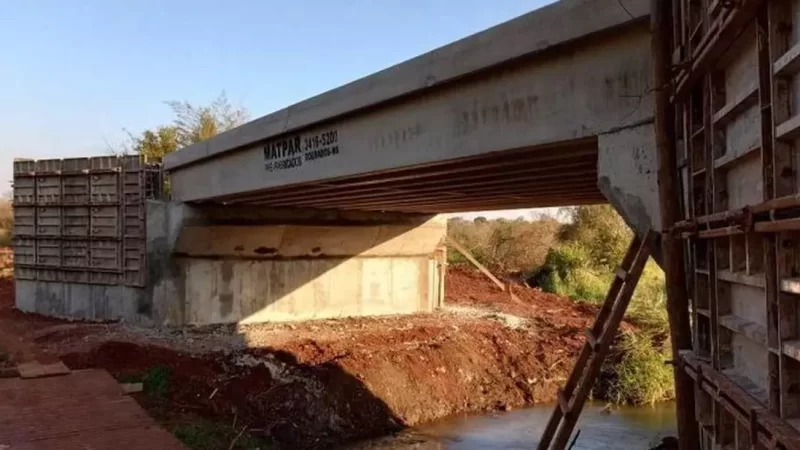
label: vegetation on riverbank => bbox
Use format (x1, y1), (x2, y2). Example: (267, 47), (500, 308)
(447, 205), (674, 405)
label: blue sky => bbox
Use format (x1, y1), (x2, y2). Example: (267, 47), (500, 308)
(1, 0), (555, 216)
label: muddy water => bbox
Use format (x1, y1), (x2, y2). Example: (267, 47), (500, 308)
(348, 402), (676, 450)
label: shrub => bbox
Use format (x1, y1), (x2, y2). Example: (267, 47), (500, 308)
(0, 199), (11, 247)
(605, 331), (674, 405)
(447, 215), (559, 273)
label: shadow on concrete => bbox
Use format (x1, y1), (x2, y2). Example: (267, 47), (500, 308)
(147, 202), (446, 326)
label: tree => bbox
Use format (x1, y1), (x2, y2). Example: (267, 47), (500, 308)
(166, 92), (249, 147)
(557, 205), (632, 270)
(130, 126), (180, 162)
(0, 195), (12, 247)
(120, 92), (249, 161)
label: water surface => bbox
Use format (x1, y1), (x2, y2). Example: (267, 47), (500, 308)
(348, 402), (676, 450)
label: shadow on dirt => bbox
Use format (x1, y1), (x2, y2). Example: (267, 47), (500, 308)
(62, 340), (402, 449)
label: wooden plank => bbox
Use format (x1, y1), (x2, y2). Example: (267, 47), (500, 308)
(445, 236), (505, 292)
(0, 369), (184, 449)
(755, 218), (800, 233)
(681, 352), (800, 450)
(776, 114), (800, 141)
(774, 40), (800, 77)
(557, 390), (570, 415)
(614, 267), (628, 281)
(584, 329), (598, 350)
(717, 269), (766, 288)
(712, 82), (758, 126)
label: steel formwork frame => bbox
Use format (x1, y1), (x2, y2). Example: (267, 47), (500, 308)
(667, 0), (800, 448)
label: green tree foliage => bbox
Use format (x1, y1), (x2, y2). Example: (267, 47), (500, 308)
(557, 205), (632, 270)
(132, 126), (180, 162)
(447, 215), (560, 273)
(122, 92), (249, 162)
(530, 205), (673, 404)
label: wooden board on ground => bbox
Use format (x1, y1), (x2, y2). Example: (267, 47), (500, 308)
(0, 368), (185, 449)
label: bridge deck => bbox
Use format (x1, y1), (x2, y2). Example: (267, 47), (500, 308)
(163, 0), (650, 210)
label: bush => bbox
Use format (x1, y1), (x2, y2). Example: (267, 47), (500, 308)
(0, 199), (11, 247)
(529, 205), (673, 404)
(532, 244), (610, 302)
(447, 215), (559, 273)
(605, 331), (674, 405)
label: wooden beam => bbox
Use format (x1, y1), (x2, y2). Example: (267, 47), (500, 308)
(445, 236), (506, 293)
(653, 1), (699, 448)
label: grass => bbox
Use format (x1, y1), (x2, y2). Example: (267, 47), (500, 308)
(527, 206), (675, 405)
(142, 365), (171, 400)
(605, 332), (674, 405)
(173, 419), (274, 450)
(118, 365), (171, 400)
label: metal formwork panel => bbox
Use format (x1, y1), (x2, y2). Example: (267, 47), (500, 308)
(89, 240), (120, 270)
(90, 206), (119, 238)
(63, 207), (89, 237)
(35, 206), (61, 237)
(11, 155), (158, 287)
(12, 177), (35, 205)
(12, 207), (35, 237)
(62, 175), (89, 204)
(13, 238), (35, 266)
(62, 240), (89, 268)
(35, 239), (61, 267)
(90, 173), (119, 204)
(671, 0), (800, 447)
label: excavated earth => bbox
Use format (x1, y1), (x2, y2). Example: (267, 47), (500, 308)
(0, 265), (620, 449)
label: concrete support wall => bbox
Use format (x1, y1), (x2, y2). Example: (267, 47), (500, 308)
(15, 201), (446, 326)
(15, 280), (150, 324)
(598, 122), (662, 239)
(148, 201), (446, 326)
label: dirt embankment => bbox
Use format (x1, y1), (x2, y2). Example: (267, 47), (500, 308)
(0, 266), (608, 449)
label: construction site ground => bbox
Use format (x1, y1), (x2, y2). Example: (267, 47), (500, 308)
(0, 265), (617, 449)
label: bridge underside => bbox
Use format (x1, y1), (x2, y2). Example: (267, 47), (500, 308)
(204, 138), (603, 213)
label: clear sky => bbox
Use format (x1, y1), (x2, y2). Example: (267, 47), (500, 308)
(1, 0), (556, 217)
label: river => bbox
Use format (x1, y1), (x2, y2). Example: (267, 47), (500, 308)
(347, 402), (677, 450)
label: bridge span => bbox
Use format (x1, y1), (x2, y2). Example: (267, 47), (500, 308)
(164, 0), (657, 226)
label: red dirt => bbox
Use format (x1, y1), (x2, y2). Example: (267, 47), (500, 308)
(0, 265), (615, 449)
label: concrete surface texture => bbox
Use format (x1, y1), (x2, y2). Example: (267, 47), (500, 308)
(164, 0), (655, 219)
(12, 0), (666, 328)
(148, 202), (447, 326)
(164, 0), (648, 171)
